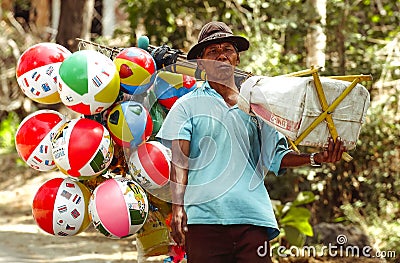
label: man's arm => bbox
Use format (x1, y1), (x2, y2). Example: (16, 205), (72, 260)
(280, 137), (346, 168)
(170, 139), (190, 247)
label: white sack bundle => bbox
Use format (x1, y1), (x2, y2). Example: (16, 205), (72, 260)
(237, 75), (370, 150)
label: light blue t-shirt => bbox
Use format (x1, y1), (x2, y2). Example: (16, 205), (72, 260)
(156, 81), (291, 240)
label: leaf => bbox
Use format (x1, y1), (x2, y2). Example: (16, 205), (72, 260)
(283, 220), (314, 237)
(283, 225), (307, 247)
(292, 191), (316, 206)
(279, 207), (313, 236)
(280, 207), (311, 223)
(271, 200), (284, 217)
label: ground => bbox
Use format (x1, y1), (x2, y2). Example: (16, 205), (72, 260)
(0, 153), (395, 263)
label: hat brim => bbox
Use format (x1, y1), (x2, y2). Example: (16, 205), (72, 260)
(187, 36), (249, 60)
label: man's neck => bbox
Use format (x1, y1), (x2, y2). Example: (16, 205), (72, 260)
(209, 80), (239, 107)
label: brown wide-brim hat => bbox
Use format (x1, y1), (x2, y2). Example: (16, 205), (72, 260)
(187, 21), (250, 60)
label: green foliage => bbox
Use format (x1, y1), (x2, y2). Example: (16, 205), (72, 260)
(325, 0), (400, 78)
(120, 0), (399, 79)
(273, 191), (315, 247)
(349, 100), (400, 211)
(120, 0), (229, 48)
(120, 0), (307, 75)
(0, 112), (19, 154)
(341, 201), (400, 253)
(14, 0), (31, 11)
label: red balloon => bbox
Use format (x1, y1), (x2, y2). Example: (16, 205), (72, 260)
(51, 118), (114, 179)
(15, 110), (66, 171)
(32, 178), (62, 234)
(129, 141), (171, 189)
(16, 43), (71, 76)
(16, 43), (71, 104)
(32, 177), (91, 236)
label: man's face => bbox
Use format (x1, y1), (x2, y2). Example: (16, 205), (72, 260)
(197, 42), (239, 83)
(201, 42), (239, 62)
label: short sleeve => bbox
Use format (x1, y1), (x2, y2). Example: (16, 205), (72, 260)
(156, 100), (193, 147)
(258, 118), (293, 176)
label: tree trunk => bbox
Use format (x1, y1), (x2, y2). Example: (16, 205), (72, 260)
(1, 0), (13, 19)
(82, 0), (95, 40)
(30, 0), (51, 38)
(305, 0), (327, 69)
(102, 0), (115, 37)
(51, 0), (61, 40)
(56, 0), (94, 52)
(336, 7), (347, 75)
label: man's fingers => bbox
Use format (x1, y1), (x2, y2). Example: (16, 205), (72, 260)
(323, 137), (346, 163)
(171, 220), (186, 247)
(324, 137), (347, 162)
(171, 225), (184, 246)
(334, 137), (343, 161)
(325, 137), (333, 162)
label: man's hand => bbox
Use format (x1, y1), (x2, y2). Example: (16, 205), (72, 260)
(170, 204), (188, 247)
(315, 137), (346, 164)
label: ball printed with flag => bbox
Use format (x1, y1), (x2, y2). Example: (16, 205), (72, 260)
(32, 177), (91, 236)
(16, 42), (71, 104)
(106, 101), (153, 148)
(88, 177), (149, 239)
(154, 71), (197, 109)
(58, 50), (120, 115)
(113, 47), (157, 95)
(15, 110), (67, 171)
(129, 141), (171, 190)
(51, 118), (114, 180)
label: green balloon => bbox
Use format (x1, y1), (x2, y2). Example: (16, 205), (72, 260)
(59, 50), (90, 95)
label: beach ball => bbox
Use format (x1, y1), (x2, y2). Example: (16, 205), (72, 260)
(154, 71), (196, 109)
(32, 177), (91, 236)
(16, 43), (71, 104)
(106, 101), (153, 148)
(58, 50), (120, 115)
(129, 141), (171, 190)
(15, 110), (67, 171)
(88, 177), (149, 239)
(113, 47), (156, 95)
(51, 118), (114, 180)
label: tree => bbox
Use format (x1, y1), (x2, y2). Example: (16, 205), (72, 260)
(0, 0), (13, 19)
(56, 0), (95, 51)
(305, 0), (327, 69)
(29, 0), (51, 37)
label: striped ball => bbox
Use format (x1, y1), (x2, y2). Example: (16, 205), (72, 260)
(32, 177), (91, 236)
(154, 71), (196, 109)
(106, 101), (153, 148)
(51, 118), (114, 180)
(16, 43), (71, 104)
(89, 177), (148, 239)
(58, 50), (120, 115)
(114, 47), (156, 95)
(129, 141), (171, 190)
(15, 110), (67, 171)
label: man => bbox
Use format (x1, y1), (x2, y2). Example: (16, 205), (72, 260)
(157, 21), (345, 263)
